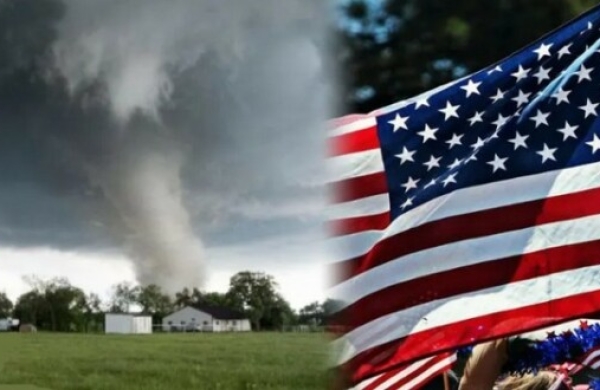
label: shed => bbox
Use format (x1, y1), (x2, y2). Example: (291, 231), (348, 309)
(162, 305), (251, 332)
(105, 313), (152, 334)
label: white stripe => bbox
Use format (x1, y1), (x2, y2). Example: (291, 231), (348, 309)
(353, 374), (379, 390)
(582, 349), (600, 366)
(357, 355), (456, 390)
(374, 357), (434, 390)
(330, 213), (600, 305)
(353, 357), (433, 390)
(329, 149), (384, 182)
(399, 355), (456, 390)
(326, 231), (383, 263)
(328, 161), (600, 266)
(333, 265), (600, 364)
(381, 161), (600, 242)
(328, 194), (390, 221)
(330, 117), (377, 137)
(521, 319), (600, 340)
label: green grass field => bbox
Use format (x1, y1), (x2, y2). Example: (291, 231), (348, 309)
(0, 332), (329, 390)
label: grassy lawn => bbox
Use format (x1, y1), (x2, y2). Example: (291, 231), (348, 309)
(0, 332), (329, 390)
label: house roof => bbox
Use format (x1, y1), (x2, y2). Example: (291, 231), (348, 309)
(190, 305), (246, 320)
(105, 312), (153, 317)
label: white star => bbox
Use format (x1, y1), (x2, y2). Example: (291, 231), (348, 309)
(401, 197), (415, 210)
(395, 147), (415, 164)
(490, 89), (505, 103)
(587, 134), (600, 153)
(448, 158), (464, 169)
(529, 110), (550, 128)
(536, 144), (557, 163)
(511, 65), (530, 82)
(442, 173), (457, 187)
(424, 179), (437, 189)
(471, 137), (486, 150)
(401, 176), (420, 193)
(417, 124), (439, 143)
(486, 154), (508, 173)
(579, 99), (599, 118)
(460, 80), (482, 97)
(552, 88), (571, 105)
(487, 65), (503, 74)
(508, 132), (529, 150)
(468, 111), (484, 126)
(533, 43), (553, 60)
(511, 90), (531, 107)
(445, 133), (464, 149)
(423, 155), (442, 171)
(533, 66), (552, 84)
(558, 43), (572, 59)
(557, 121), (578, 141)
(492, 113), (510, 130)
(388, 113), (409, 131)
(575, 64), (593, 83)
(439, 101), (460, 120)
(414, 97), (429, 109)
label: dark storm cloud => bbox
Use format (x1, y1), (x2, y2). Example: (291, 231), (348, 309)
(0, 0), (335, 291)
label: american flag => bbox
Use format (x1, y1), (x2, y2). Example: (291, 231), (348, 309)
(328, 4), (600, 387)
(350, 353), (456, 390)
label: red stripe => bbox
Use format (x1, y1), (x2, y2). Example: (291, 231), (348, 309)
(330, 172), (389, 203)
(332, 239), (600, 330)
(359, 354), (455, 390)
(328, 255), (363, 287)
(329, 127), (379, 157)
(343, 289), (600, 385)
(384, 355), (455, 390)
(362, 365), (407, 390)
(329, 212), (390, 236)
(334, 186), (600, 282)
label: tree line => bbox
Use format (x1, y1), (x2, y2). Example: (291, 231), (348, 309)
(0, 271), (341, 332)
(335, 0), (597, 115)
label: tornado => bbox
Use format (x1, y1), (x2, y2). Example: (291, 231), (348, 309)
(0, 0), (334, 294)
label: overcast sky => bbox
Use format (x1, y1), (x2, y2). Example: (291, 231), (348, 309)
(0, 0), (336, 309)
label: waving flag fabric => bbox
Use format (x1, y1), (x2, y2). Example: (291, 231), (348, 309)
(350, 353), (456, 390)
(328, 4), (600, 387)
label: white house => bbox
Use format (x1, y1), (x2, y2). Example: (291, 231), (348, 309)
(105, 313), (153, 334)
(162, 305), (251, 332)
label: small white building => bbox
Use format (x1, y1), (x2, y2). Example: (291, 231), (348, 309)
(105, 313), (153, 334)
(0, 318), (19, 331)
(162, 305), (251, 332)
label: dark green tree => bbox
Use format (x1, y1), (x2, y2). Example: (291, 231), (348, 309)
(136, 284), (173, 324)
(108, 282), (140, 313)
(15, 276), (89, 331)
(195, 291), (231, 308)
(12, 290), (44, 325)
(0, 292), (13, 317)
(337, 0), (597, 113)
(299, 301), (325, 326)
(174, 287), (194, 308)
(226, 271), (292, 330)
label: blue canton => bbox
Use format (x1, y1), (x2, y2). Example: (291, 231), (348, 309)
(376, 7), (600, 221)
